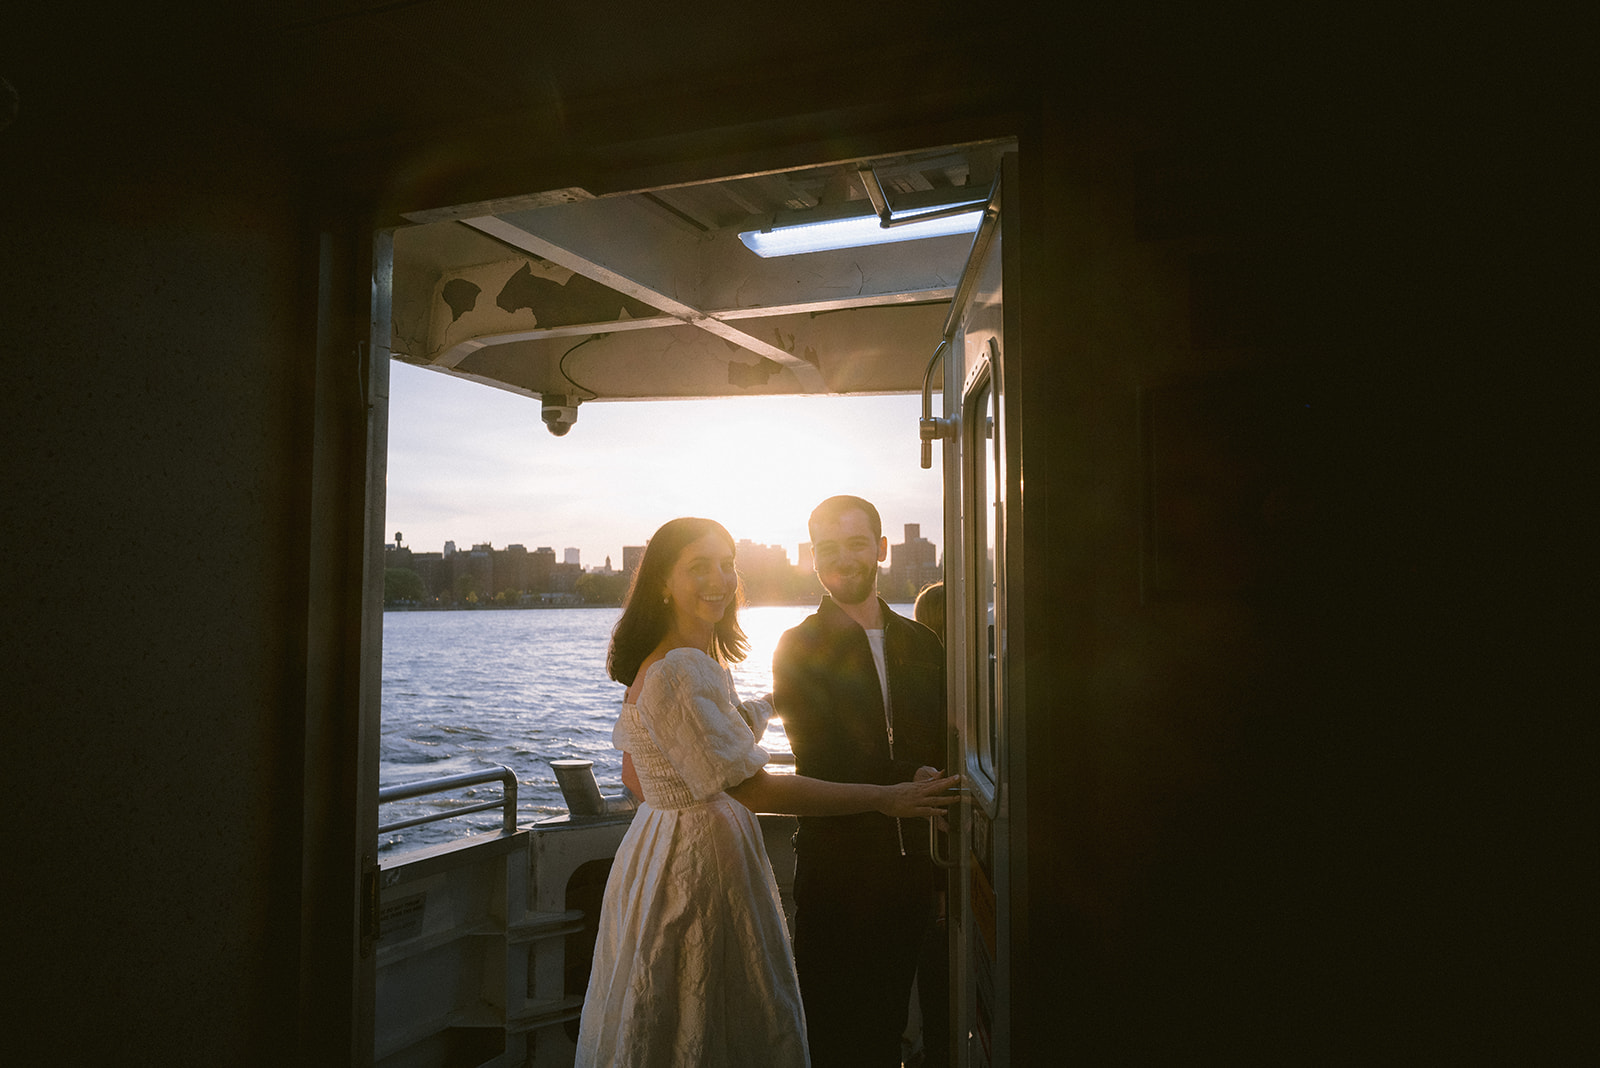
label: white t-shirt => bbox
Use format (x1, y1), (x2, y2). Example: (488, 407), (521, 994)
(865, 627), (891, 752)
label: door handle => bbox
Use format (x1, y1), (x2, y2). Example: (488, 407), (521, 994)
(931, 728), (961, 870)
(929, 800), (959, 869)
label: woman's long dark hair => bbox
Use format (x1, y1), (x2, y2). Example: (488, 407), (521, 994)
(607, 517), (749, 686)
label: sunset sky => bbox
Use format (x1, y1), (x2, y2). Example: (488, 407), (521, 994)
(384, 360), (944, 569)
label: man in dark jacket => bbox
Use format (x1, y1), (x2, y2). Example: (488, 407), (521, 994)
(775, 495), (947, 1067)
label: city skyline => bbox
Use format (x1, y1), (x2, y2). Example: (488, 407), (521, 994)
(385, 525), (940, 573)
(384, 519), (942, 607)
(386, 360), (944, 567)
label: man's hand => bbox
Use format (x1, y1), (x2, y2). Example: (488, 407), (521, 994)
(877, 773), (961, 819)
(913, 765), (956, 831)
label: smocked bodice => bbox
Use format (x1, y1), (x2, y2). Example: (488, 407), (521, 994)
(612, 647), (772, 810)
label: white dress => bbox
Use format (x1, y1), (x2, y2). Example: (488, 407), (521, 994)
(575, 648), (809, 1067)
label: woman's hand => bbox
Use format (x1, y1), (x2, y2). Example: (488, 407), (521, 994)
(735, 695), (775, 736)
(877, 772), (962, 819)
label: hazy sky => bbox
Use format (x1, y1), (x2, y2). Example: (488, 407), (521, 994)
(385, 360), (944, 568)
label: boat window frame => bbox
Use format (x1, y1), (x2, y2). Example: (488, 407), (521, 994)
(962, 351), (1004, 799)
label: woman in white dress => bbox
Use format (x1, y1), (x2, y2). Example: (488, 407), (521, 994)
(576, 517), (958, 1068)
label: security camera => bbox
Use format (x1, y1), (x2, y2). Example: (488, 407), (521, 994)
(541, 394), (579, 437)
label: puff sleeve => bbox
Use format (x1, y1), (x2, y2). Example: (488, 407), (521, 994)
(631, 648), (769, 803)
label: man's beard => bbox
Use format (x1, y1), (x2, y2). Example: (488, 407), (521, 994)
(823, 566), (876, 606)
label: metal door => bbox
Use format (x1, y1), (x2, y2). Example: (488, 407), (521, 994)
(930, 152), (1017, 1067)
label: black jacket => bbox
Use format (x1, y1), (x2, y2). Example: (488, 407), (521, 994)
(774, 595), (946, 860)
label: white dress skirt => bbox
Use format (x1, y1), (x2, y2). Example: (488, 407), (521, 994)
(575, 648), (809, 1068)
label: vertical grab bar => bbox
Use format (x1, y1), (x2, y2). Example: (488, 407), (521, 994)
(930, 809), (958, 869)
(918, 174), (1001, 469)
(920, 338), (952, 470)
(930, 727), (962, 870)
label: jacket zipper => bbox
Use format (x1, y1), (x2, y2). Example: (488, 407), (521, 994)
(885, 680), (905, 856)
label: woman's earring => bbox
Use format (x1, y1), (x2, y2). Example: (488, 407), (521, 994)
(662, 594), (670, 605)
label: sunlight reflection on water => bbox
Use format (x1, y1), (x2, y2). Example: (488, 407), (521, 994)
(380, 604), (904, 852)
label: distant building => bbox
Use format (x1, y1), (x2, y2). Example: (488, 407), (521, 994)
(453, 543), (495, 601)
(384, 540), (412, 570)
(382, 538), (443, 602)
(796, 542), (813, 572)
(409, 552), (446, 599)
(735, 539), (790, 571)
(736, 538), (800, 603)
(888, 523), (940, 601)
(494, 544), (530, 596)
(386, 533), (778, 604)
(550, 560), (582, 594)
(530, 547), (555, 593)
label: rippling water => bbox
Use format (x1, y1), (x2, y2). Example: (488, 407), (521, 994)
(380, 603), (861, 853)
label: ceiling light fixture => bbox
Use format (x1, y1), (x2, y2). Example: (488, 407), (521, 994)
(737, 165), (986, 258)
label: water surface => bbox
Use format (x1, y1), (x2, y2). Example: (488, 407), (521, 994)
(380, 604), (843, 852)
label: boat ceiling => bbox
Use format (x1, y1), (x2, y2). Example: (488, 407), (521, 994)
(92, 4), (1018, 405)
(391, 139), (1012, 403)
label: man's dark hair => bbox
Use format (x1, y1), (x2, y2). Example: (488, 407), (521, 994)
(808, 494), (882, 542)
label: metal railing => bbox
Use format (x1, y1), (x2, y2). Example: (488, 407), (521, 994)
(378, 766), (518, 835)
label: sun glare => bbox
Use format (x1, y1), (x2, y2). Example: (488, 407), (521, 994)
(676, 397), (905, 541)
(387, 362), (942, 565)
(598, 394), (941, 558)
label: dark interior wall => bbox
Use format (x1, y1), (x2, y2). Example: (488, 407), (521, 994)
(1019, 115), (1383, 1060)
(0, 9), (1010, 1062)
(1, 50), (317, 1066)
(0, 5), (1569, 1064)
(0, 7), (1014, 1062)
(1011, 26), (1569, 1058)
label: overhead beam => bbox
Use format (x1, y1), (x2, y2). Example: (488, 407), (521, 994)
(465, 212), (827, 391)
(391, 239), (673, 367)
(424, 316), (679, 370)
(710, 289), (954, 320)
(397, 244), (953, 368)
(435, 301), (949, 401)
(393, 198), (970, 390)
(453, 324), (803, 401)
